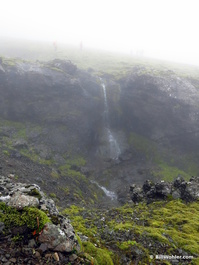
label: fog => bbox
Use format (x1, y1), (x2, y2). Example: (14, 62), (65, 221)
(1, 0), (199, 65)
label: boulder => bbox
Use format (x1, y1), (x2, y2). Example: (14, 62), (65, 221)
(173, 175), (185, 188)
(38, 223), (75, 253)
(130, 185), (144, 203)
(8, 192), (39, 209)
(155, 181), (172, 198)
(181, 176), (199, 202)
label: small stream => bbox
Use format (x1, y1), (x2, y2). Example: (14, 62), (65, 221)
(91, 180), (117, 200)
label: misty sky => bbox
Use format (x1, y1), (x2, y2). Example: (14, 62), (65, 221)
(1, 0), (199, 65)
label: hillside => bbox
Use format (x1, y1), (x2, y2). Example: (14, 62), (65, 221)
(0, 40), (199, 264)
(1, 43), (199, 204)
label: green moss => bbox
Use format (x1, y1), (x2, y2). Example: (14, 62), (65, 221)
(14, 175), (19, 180)
(181, 155), (199, 176)
(110, 221), (133, 231)
(62, 200), (199, 264)
(108, 200), (199, 256)
(144, 228), (170, 244)
(76, 234), (83, 251)
(118, 240), (137, 250)
(143, 201), (199, 254)
(51, 170), (60, 178)
(3, 150), (9, 156)
(127, 132), (198, 181)
(0, 118), (25, 130)
(49, 193), (56, 198)
(62, 206), (98, 240)
(61, 186), (70, 195)
(2, 136), (13, 146)
(61, 156), (86, 167)
(0, 202), (51, 235)
(83, 241), (113, 265)
(12, 234), (24, 242)
(191, 257), (199, 265)
(20, 147), (55, 166)
(152, 162), (190, 181)
(17, 128), (27, 139)
(63, 205), (83, 215)
(27, 188), (42, 200)
(58, 157), (88, 184)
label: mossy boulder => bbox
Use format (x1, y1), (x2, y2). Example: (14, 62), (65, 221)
(0, 202), (50, 237)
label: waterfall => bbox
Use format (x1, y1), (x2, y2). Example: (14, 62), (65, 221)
(101, 79), (121, 160)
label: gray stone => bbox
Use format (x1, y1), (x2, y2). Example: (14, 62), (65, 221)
(182, 181), (199, 201)
(69, 254), (78, 262)
(172, 190), (181, 199)
(28, 239), (36, 248)
(143, 180), (154, 193)
(38, 223), (75, 253)
(155, 181), (172, 198)
(130, 186), (144, 202)
(8, 192), (39, 209)
(173, 175), (185, 188)
(38, 243), (48, 253)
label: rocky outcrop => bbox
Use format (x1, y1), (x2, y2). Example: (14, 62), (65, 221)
(130, 176), (199, 203)
(0, 174), (81, 264)
(44, 59), (77, 75)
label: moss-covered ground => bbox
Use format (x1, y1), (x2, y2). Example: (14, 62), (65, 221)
(63, 200), (199, 265)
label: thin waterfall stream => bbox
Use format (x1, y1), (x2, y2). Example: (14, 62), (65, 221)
(91, 79), (121, 201)
(101, 80), (121, 160)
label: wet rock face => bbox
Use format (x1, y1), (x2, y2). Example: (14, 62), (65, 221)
(0, 57), (103, 158)
(130, 176), (199, 203)
(0, 174), (79, 258)
(119, 72), (199, 155)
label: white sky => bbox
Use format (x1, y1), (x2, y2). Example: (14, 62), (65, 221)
(0, 0), (199, 65)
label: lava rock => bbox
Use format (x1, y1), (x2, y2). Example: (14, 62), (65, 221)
(130, 176), (199, 203)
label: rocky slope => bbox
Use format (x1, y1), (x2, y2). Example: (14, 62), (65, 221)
(0, 174), (198, 265)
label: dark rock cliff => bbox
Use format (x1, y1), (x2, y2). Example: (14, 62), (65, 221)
(1, 58), (199, 204)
